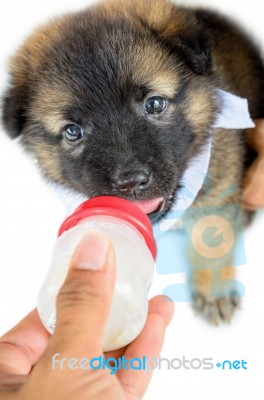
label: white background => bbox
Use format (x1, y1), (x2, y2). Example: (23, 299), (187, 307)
(0, 0), (264, 399)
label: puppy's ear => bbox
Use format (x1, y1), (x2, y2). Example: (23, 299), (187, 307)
(136, 1), (212, 75)
(1, 19), (56, 139)
(166, 23), (212, 75)
(2, 82), (28, 138)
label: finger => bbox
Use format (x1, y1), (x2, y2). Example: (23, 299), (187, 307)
(243, 119), (264, 209)
(0, 309), (50, 375)
(49, 230), (115, 355)
(148, 295), (174, 327)
(242, 155), (264, 209)
(245, 119), (264, 152)
(117, 296), (174, 399)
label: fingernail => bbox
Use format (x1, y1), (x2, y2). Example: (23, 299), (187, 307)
(162, 295), (173, 302)
(74, 231), (110, 270)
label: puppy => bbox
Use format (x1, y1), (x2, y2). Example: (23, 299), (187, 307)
(2, 0), (264, 324)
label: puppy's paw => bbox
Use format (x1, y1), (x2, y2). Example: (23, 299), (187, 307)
(192, 291), (241, 325)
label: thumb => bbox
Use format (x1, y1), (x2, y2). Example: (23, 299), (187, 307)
(51, 230), (115, 355)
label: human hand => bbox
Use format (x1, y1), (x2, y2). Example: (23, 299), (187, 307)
(243, 119), (264, 210)
(0, 231), (174, 400)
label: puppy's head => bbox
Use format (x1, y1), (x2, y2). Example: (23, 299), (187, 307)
(2, 0), (220, 220)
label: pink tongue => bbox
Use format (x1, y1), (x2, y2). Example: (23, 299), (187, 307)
(133, 198), (163, 214)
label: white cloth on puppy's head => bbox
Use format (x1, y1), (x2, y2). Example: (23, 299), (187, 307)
(47, 89), (255, 228)
(156, 89), (255, 236)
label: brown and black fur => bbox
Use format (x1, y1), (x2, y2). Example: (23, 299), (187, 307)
(2, 0), (264, 324)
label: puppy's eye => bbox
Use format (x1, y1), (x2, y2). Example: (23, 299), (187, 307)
(145, 97), (167, 114)
(62, 124), (84, 142)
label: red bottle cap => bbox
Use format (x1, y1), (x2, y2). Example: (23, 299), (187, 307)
(58, 196), (157, 260)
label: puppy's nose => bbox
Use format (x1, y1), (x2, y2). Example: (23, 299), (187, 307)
(113, 169), (151, 192)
